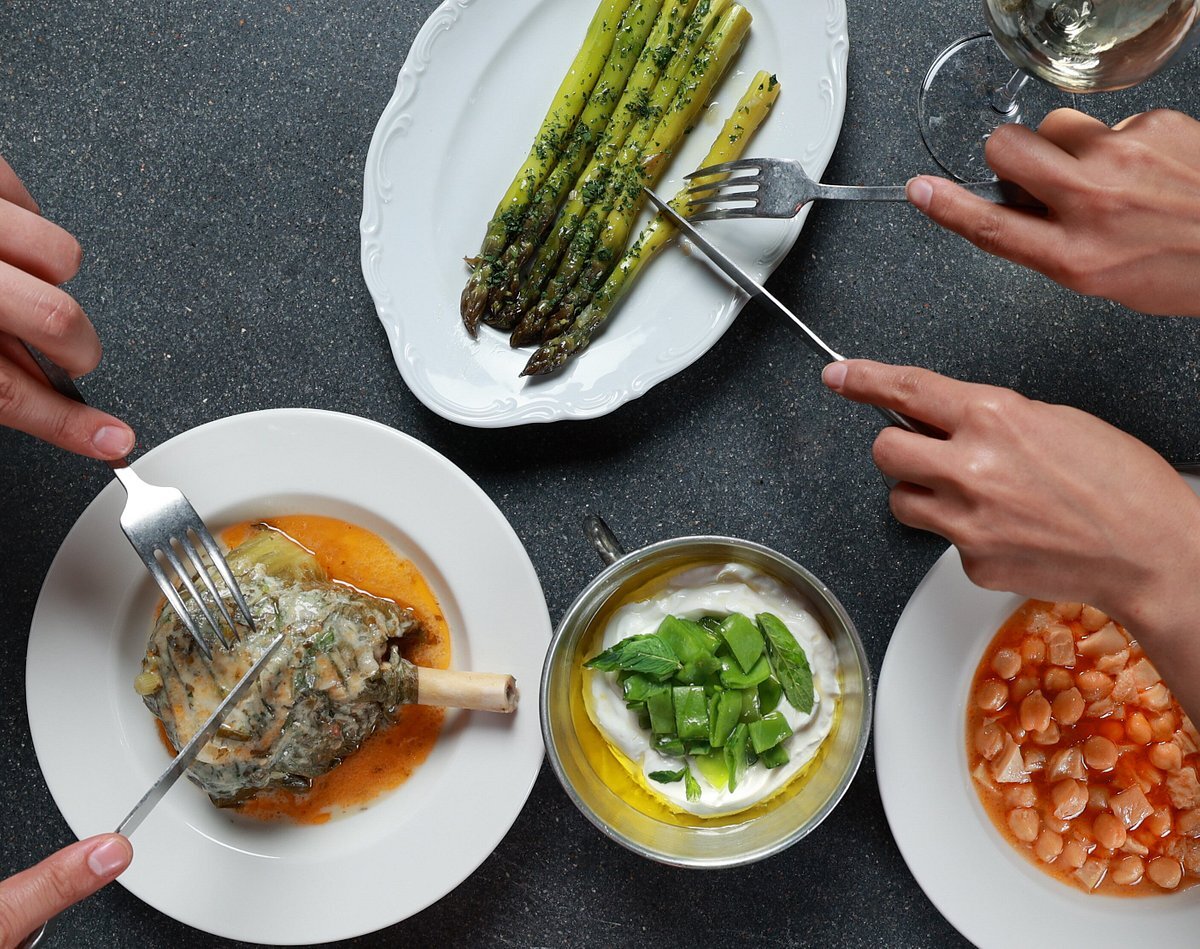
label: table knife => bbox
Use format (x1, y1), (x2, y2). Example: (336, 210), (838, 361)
(642, 186), (937, 438)
(116, 630), (286, 835)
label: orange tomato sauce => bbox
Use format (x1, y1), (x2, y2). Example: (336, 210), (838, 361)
(201, 515), (452, 824)
(967, 600), (1200, 895)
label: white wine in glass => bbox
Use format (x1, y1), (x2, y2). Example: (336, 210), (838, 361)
(919, 0), (1200, 180)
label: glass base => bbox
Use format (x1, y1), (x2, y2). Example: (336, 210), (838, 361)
(918, 33), (1076, 182)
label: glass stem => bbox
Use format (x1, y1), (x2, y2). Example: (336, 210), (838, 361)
(991, 69), (1031, 115)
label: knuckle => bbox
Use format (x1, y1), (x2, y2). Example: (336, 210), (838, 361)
(60, 234), (83, 282)
(968, 210), (1010, 258)
(960, 388), (1018, 431)
(0, 902), (25, 949)
(1127, 108), (1176, 135)
(0, 365), (26, 419)
(883, 366), (928, 406)
(32, 855), (87, 911)
(983, 124), (1021, 168)
(887, 486), (922, 527)
(1044, 247), (1108, 297)
(34, 288), (84, 344)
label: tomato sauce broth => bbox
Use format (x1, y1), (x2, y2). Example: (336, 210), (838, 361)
(967, 600), (1200, 896)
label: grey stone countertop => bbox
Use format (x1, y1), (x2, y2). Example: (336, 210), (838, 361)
(1, 2), (1197, 947)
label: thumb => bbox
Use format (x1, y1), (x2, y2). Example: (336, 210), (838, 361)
(0, 834), (132, 947)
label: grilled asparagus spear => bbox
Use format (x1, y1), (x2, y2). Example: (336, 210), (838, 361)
(515, 0), (733, 344)
(521, 70), (780, 376)
(537, 3), (751, 345)
(482, 0), (667, 327)
(495, 0), (701, 335)
(460, 0), (635, 335)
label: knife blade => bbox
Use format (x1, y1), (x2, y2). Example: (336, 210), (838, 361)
(642, 186), (936, 437)
(116, 631), (286, 835)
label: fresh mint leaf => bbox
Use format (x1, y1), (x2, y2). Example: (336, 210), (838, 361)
(648, 768), (686, 784)
(756, 613), (814, 714)
(584, 634), (681, 680)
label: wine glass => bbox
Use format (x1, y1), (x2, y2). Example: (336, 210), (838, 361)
(919, 0), (1200, 181)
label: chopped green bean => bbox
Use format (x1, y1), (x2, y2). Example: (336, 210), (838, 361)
(719, 654), (771, 690)
(673, 685), (709, 740)
(646, 687), (675, 735)
(748, 711), (793, 754)
(718, 613), (765, 673)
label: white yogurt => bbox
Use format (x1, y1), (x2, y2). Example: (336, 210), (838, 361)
(583, 563), (840, 817)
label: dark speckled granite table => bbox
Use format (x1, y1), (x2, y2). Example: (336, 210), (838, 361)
(2, 2), (1198, 947)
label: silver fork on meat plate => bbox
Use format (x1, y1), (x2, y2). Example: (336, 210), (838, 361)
(684, 156), (1043, 221)
(23, 344), (255, 658)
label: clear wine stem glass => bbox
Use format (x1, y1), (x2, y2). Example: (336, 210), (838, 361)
(919, 32), (1076, 182)
(919, 0), (1200, 182)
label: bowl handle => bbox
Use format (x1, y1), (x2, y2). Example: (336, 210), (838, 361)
(583, 514), (626, 566)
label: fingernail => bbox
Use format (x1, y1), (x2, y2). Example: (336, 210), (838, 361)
(907, 177), (934, 212)
(86, 837), (131, 877)
(93, 425), (134, 456)
(822, 361), (848, 391)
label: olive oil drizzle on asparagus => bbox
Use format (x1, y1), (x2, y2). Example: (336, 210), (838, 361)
(522, 70), (780, 376)
(539, 4), (752, 344)
(461, 0), (779, 376)
(500, 0), (702, 337)
(460, 0), (635, 335)
(519, 0), (731, 341)
(482, 0), (669, 328)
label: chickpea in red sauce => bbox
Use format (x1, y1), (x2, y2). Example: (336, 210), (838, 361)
(967, 600), (1200, 896)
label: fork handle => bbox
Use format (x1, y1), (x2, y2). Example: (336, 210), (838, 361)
(20, 342), (128, 469)
(814, 180), (1043, 209)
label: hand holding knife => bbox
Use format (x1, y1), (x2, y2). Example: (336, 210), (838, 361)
(20, 633), (286, 948)
(642, 186), (941, 439)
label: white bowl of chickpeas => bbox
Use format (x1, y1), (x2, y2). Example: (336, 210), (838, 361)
(876, 544), (1200, 949)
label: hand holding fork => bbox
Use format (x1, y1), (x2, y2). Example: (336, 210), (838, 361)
(683, 156), (1042, 221)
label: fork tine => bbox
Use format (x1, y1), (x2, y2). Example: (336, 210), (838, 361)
(160, 542), (226, 648)
(179, 531), (238, 649)
(687, 207), (766, 223)
(684, 181), (759, 200)
(139, 551), (213, 660)
(686, 158), (763, 180)
(194, 525), (256, 631)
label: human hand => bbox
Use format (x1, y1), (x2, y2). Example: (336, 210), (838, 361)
(906, 108), (1200, 317)
(0, 155), (134, 458)
(821, 359), (1200, 716)
(0, 834), (132, 948)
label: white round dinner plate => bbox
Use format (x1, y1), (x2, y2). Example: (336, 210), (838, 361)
(877, 474), (1200, 949)
(26, 409), (549, 945)
(360, 0), (848, 427)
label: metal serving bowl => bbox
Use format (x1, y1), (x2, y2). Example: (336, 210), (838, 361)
(540, 516), (873, 868)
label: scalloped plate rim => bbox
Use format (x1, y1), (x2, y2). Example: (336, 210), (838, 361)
(360, 0), (849, 427)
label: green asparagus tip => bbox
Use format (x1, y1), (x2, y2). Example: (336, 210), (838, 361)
(460, 270), (491, 337)
(520, 339), (573, 376)
(509, 317), (545, 348)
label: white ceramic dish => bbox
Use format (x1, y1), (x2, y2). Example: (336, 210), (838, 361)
(26, 409), (549, 945)
(877, 474), (1200, 949)
(360, 0), (848, 427)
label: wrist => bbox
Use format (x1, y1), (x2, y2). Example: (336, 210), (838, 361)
(1109, 487), (1200, 720)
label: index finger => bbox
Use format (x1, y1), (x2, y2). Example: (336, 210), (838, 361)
(907, 176), (1067, 272)
(0, 155), (40, 215)
(822, 359), (969, 432)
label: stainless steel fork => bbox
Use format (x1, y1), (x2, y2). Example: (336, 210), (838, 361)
(684, 156), (1042, 221)
(23, 345), (255, 657)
